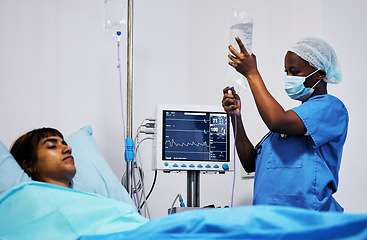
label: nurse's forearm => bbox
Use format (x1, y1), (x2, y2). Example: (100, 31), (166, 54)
(231, 115), (256, 173)
(246, 73), (287, 132)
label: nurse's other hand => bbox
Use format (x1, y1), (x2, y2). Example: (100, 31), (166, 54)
(222, 86), (241, 117)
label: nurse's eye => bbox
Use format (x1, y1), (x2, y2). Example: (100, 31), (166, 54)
(47, 145), (57, 149)
(284, 69), (299, 76)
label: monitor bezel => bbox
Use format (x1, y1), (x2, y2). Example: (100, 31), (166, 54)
(152, 104), (233, 173)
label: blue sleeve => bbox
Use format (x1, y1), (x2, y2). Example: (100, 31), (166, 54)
(291, 95), (348, 148)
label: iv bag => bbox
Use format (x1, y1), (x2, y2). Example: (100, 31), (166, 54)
(226, 7), (254, 93)
(103, 0), (127, 34)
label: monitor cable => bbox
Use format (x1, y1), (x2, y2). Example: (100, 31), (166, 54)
(169, 193), (186, 214)
(139, 170), (157, 209)
(129, 118), (156, 218)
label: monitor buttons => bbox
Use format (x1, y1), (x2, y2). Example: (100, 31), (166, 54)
(222, 163), (229, 170)
(164, 162), (229, 171)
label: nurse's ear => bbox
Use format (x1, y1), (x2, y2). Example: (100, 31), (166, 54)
(317, 69), (327, 80)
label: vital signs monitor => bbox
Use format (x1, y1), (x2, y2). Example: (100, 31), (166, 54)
(152, 104), (232, 173)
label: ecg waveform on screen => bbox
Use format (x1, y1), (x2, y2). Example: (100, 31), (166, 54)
(162, 110), (228, 161)
(165, 138), (209, 148)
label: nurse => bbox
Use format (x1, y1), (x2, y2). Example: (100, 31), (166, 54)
(222, 37), (348, 211)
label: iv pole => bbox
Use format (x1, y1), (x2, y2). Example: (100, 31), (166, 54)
(123, 1), (200, 207)
(125, 0), (134, 196)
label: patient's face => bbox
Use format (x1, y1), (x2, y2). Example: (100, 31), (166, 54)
(33, 136), (76, 186)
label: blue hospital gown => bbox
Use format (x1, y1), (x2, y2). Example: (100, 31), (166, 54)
(253, 94), (348, 211)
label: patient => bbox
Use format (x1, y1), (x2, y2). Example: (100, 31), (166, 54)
(10, 128), (76, 188)
(1, 127), (150, 239)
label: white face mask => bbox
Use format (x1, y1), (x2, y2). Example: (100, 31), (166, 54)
(284, 69), (322, 102)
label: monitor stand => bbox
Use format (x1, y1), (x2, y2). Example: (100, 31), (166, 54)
(187, 170), (200, 207)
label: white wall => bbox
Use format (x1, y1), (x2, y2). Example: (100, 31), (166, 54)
(0, 0), (364, 219)
(322, 0), (367, 213)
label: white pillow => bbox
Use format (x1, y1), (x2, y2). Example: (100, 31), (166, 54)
(0, 141), (31, 193)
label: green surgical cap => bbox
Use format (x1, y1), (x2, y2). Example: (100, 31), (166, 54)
(288, 37), (342, 84)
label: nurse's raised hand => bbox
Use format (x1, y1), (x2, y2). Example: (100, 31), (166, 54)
(222, 86), (241, 117)
(228, 37), (259, 79)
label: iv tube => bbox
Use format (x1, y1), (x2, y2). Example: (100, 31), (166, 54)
(116, 31), (127, 141)
(229, 86), (237, 208)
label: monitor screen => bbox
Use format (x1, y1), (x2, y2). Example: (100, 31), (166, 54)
(153, 104), (232, 173)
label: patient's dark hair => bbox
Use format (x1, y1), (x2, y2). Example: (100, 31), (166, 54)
(10, 128), (64, 179)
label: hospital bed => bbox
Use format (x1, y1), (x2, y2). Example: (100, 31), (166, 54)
(1, 126), (367, 240)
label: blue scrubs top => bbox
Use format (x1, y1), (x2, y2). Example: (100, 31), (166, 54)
(253, 94), (348, 212)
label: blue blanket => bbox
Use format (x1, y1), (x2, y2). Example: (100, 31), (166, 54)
(1, 182), (367, 240)
(0, 182), (148, 239)
(79, 205), (367, 240)
(80, 206), (367, 240)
